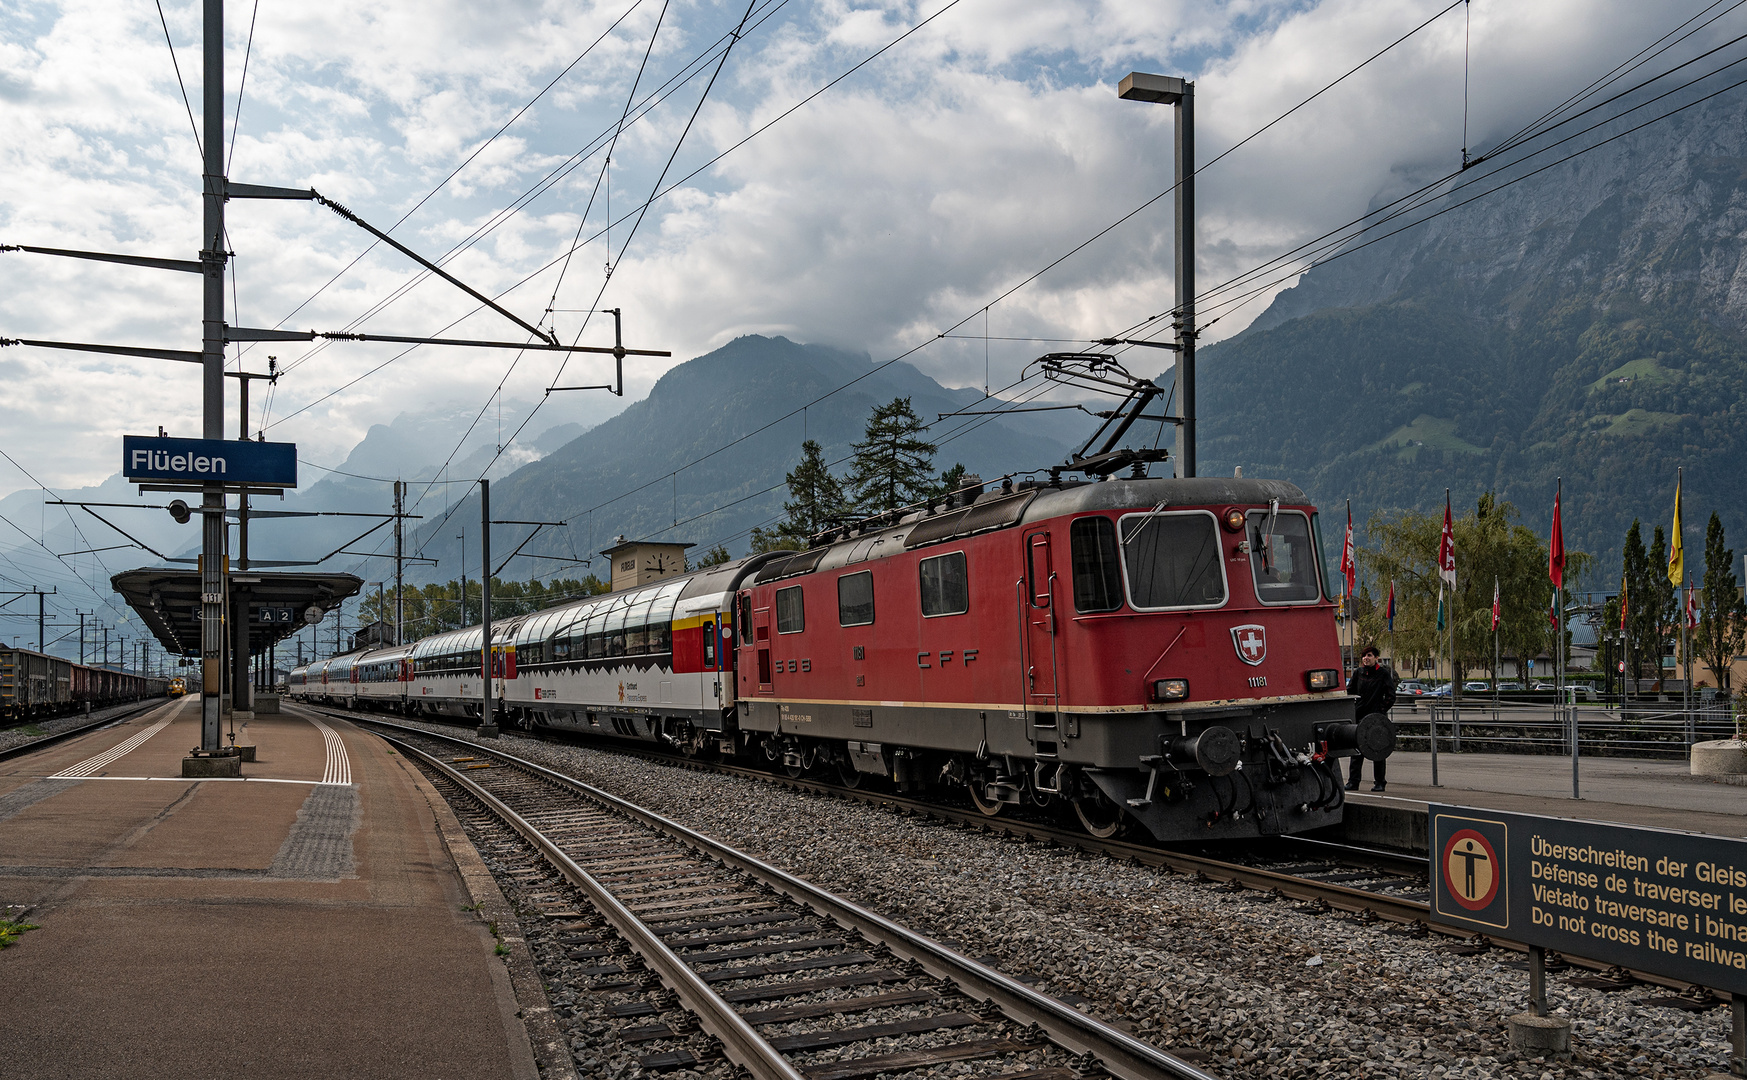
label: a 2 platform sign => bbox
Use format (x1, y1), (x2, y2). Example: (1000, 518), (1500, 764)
(1431, 804), (1747, 995)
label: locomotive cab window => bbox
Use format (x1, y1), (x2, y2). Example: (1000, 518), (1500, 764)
(1069, 517), (1122, 613)
(776, 586), (805, 634)
(920, 551), (969, 617)
(738, 594), (753, 645)
(1119, 511), (1226, 609)
(1246, 509), (1322, 603)
(838, 571), (874, 627)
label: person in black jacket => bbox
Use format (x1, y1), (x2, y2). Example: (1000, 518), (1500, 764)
(1346, 645), (1397, 792)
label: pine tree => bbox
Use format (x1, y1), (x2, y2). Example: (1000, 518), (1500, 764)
(932, 463), (968, 501)
(846, 397), (937, 514)
(777, 440), (848, 542)
(748, 526), (801, 554)
(1621, 520), (1657, 685)
(1647, 526), (1679, 664)
(1697, 512), (1746, 694)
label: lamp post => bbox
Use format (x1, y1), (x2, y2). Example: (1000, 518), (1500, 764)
(1118, 71), (1196, 477)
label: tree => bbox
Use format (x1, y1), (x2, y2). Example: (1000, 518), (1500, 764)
(748, 526), (801, 554)
(845, 397), (937, 514)
(1355, 493), (1589, 683)
(777, 439), (849, 543)
(1696, 512), (1746, 693)
(694, 543), (732, 568)
(932, 463), (968, 501)
(1620, 521), (1665, 685)
(357, 575), (607, 638)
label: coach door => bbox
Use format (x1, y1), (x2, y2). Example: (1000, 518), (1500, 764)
(1022, 527), (1061, 758)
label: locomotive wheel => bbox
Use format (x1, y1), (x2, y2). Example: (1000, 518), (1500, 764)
(1073, 791), (1127, 839)
(966, 778), (1005, 817)
(836, 759), (863, 789)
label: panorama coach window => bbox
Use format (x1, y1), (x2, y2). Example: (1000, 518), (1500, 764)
(776, 586), (805, 634)
(838, 571), (875, 627)
(1120, 512), (1226, 609)
(919, 551), (969, 617)
(1247, 510), (1322, 603)
(1070, 517), (1123, 613)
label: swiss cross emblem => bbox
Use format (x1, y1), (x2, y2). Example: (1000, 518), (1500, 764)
(1230, 624), (1267, 666)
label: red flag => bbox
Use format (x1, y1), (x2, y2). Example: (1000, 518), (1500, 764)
(1687, 585), (1699, 630)
(1386, 579), (1396, 631)
(1548, 589), (1557, 628)
(1620, 579), (1628, 631)
(1549, 488), (1565, 588)
(1339, 504), (1356, 598)
(1491, 577), (1500, 631)
(1438, 493), (1456, 587)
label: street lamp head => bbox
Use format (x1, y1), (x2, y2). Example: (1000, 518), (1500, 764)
(1118, 72), (1188, 105)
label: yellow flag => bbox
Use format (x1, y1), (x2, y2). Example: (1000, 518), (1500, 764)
(1668, 473), (1685, 587)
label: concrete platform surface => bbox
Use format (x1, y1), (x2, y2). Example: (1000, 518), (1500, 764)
(0, 696), (538, 1080)
(1351, 749), (1747, 838)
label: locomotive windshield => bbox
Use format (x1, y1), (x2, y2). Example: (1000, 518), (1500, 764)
(1246, 509), (1322, 603)
(1119, 511), (1226, 609)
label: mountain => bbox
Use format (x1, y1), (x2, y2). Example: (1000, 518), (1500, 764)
(399, 335), (1090, 582)
(1193, 87), (1747, 571)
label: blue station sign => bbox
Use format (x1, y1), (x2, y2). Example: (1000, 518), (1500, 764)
(123, 436), (298, 487)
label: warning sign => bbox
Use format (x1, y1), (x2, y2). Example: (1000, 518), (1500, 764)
(1429, 803), (1747, 996)
(1433, 812), (1510, 929)
(1444, 829), (1501, 910)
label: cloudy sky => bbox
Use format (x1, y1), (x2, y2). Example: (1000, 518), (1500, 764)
(0, 0), (1727, 511)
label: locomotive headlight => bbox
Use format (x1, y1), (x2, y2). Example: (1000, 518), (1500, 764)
(1152, 678), (1190, 702)
(1306, 669), (1340, 691)
(1222, 507), (1246, 532)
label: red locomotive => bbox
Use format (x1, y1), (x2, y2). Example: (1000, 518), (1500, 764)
(732, 473), (1386, 840)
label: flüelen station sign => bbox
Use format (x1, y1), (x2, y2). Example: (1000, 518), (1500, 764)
(1430, 803), (1747, 995)
(123, 435), (297, 488)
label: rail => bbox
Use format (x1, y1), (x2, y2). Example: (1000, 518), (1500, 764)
(316, 706), (1741, 1009)
(0, 697), (174, 763)
(359, 716), (1217, 1080)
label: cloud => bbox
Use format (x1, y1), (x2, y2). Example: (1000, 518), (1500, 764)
(1, 0), (1734, 513)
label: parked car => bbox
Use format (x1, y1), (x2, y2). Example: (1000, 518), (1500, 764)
(1397, 680), (1429, 696)
(1497, 682), (1524, 691)
(1426, 684), (1454, 698)
(1463, 681), (1490, 692)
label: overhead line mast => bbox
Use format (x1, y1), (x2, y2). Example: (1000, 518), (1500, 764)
(199, 0), (226, 754)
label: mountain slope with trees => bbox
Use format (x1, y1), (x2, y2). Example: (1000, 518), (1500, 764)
(401, 335), (1086, 582)
(1193, 90), (1747, 578)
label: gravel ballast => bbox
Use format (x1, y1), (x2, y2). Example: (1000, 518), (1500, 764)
(392, 720), (1739, 1079)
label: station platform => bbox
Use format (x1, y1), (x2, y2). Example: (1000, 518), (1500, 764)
(0, 696), (539, 1080)
(1335, 749), (1747, 854)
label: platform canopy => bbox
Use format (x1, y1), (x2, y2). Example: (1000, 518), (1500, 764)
(111, 568), (363, 658)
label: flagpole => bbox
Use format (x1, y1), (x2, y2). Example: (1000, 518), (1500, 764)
(1684, 576), (1693, 746)
(1560, 476), (1576, 799)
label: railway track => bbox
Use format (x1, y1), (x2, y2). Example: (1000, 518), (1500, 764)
(0, 697), (176, 764)
(317, 706), (1736, 1013)
(365, 717), (1216, 1080)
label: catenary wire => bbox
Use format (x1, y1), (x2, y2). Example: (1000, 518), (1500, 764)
(152, 0), (202, 160)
